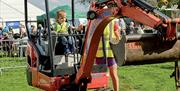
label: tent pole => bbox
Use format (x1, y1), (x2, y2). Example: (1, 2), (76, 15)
(71, 0), (75, 26)
(45, 0), (54, 75)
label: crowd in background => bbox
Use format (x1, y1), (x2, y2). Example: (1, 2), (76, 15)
(0, 17), (156, 57)
(118, 18), (156, 35)
(0, 17), (156, 44)
(0, 24), (34, 57)
(0, 24), (27, 41)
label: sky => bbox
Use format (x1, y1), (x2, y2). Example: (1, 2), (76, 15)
(28, 0), (90, 12)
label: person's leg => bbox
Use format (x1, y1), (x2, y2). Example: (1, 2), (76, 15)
(96, 57), (119, 91)
(59, 36), (70, 54)
(68, 36), (76, 53)
(109, 64), (119, 91)
(108, 58), (119, 91)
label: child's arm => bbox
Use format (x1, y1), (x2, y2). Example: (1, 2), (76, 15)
(69, 24), (83, 31)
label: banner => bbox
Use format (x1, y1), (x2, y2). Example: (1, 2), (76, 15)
(6, 21), (20, 29)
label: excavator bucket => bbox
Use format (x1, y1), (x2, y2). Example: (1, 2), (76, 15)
(110, 35), (126, 66)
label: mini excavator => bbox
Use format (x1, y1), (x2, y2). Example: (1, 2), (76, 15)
(25, 0), (180, 91)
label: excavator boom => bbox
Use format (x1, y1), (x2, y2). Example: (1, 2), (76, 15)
(75, 0), (180, 85)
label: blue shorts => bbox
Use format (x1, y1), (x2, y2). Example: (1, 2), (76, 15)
(95, 57), (117, 67)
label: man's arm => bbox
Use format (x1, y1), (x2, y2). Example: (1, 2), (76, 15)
(114, 22), (121, 40)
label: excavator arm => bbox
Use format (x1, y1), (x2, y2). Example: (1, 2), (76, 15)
(117, 0), (180, 40)
(75, 0), (180, 84)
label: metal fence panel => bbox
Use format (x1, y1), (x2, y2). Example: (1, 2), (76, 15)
(0, 39), (27, 75)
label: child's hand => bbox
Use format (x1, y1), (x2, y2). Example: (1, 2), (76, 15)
(77, 24), (84, 31)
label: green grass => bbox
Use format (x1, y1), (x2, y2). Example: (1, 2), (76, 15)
(119, 63), (175, 91)
(0, 57), (39, 91)
(0, 58), (177, 91)
(0, 57), (26, 67)
(0, 68), (40, 91)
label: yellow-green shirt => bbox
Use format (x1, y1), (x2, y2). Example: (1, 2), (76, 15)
(55, 22), (70, 33)
(96, 20), (116, 57)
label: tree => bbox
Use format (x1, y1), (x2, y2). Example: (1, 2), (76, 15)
(78, 0), (179, 9)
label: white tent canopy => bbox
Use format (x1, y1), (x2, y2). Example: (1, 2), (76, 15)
(0, 0), (45, 22)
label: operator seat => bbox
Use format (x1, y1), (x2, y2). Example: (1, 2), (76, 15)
(51, 31), (57, 51)
(51, 31), (65, 55)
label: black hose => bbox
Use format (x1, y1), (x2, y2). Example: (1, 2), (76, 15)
(133, 0), (155, 12)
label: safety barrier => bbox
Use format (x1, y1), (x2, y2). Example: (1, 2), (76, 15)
(0, 39), (27, 75)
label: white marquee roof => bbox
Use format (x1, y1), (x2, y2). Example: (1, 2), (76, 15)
(0, 0), (45, 22)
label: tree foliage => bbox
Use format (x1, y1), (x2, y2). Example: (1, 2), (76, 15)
(78, 0), (179, 8)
